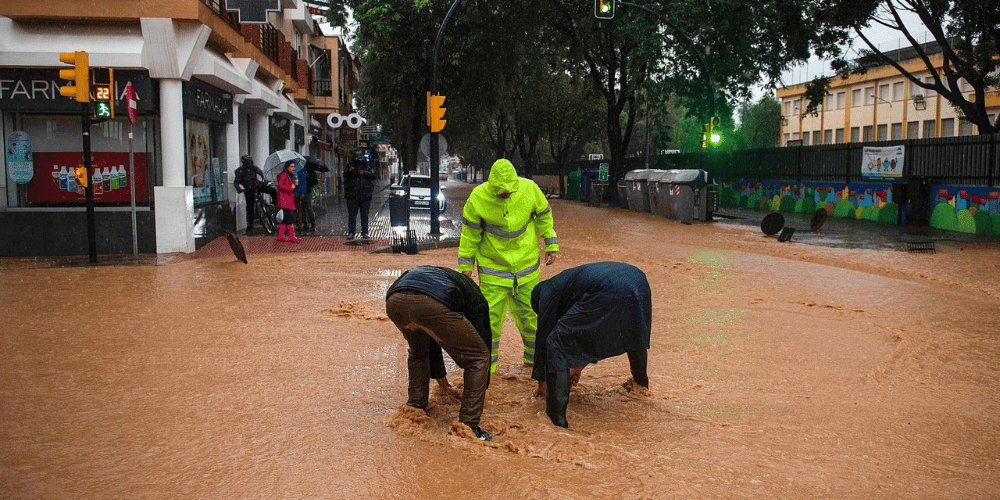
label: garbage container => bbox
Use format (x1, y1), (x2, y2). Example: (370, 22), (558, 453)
(590, 180), (608, 205)
(389, 186), (409, 227)
(579, 169), (598, 203)
(617, 178), (630, 210)
(566, 170), (581, 201)
(646, 170), (670, 216)
(623, 169), (654, 212)
(654, 169), (717, 223)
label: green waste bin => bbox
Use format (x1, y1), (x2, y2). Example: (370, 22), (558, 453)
(566, 170), (581, 201)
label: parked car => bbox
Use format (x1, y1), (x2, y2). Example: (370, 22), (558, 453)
(396, 174), (446, 211)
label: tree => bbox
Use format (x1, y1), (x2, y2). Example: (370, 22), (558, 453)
(806, 0), (1000, 133)
(735, 97), (782, 149)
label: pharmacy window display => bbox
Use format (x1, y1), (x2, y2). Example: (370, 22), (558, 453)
(6, 115), (152, 206)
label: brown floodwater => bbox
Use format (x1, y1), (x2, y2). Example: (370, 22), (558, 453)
(2, 196), (999, 499)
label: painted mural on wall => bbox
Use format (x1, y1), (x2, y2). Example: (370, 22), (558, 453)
(718, 181), (1000, 236)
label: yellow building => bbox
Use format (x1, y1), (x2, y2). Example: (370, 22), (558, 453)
(777, 42), (999, 147)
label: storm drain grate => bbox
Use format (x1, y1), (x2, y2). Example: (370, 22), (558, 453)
(905, 240), (936, 254)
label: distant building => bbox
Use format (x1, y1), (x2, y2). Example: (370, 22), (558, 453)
(776, 40), (999, 147)
(0, 0), (359, 256)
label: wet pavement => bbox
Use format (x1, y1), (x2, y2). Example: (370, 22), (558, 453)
(2, 180), (997, 269)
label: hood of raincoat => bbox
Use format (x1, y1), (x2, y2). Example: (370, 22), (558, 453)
(487, 159), (519, 196)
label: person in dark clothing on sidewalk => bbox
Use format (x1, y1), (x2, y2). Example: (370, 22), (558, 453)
(385, 266), (493, 441)
(343, 150), (376, 239)
(530, 261), (652, 428)
(233, 155), (277, 235)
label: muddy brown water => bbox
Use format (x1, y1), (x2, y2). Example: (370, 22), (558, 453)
(2, 194), (999, 499)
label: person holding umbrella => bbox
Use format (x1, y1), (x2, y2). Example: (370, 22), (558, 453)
(301, 157), (329, 232)
(276, 160), (301, 243)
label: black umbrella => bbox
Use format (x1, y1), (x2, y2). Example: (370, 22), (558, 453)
(304, 156), (330, 172)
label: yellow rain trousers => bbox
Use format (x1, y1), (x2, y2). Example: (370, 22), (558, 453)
(458, 159), (559, 372)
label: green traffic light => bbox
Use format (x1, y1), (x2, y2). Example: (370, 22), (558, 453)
(710, 132), (721, 144)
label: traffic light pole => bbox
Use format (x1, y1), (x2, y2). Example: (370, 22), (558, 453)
(429, 0), (461, 236)
(80, 102), (98, 263)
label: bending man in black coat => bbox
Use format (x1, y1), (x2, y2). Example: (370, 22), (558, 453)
(385, 266), (493, 441)
(530, 262), (652, 428)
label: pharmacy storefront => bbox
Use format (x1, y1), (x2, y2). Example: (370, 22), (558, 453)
(0, 68), (158, 256)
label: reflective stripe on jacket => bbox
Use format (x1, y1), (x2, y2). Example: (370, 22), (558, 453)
(458, 159), (558, 287)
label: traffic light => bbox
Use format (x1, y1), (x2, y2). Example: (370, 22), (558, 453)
(709, 117), (722, 146)
(702, 123), (710, 149)
(595, 0), (615, 19)
(58, 51), (90, 102)
(427, 92), (446, 133)
(74, 166), (88, 188)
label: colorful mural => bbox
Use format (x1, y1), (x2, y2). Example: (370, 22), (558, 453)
(718, 180), (1000, 236)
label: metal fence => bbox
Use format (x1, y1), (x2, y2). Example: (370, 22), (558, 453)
(540, 133), (1000, 188)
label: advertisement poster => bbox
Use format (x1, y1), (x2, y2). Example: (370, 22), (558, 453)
(26, 152), (149, 204)
(187, 120), (212, 206)
(861, 145), (905, 179)
(6, 131), (34, 184)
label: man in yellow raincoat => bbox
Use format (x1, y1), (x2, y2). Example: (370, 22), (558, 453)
(459, 158), (559, 372)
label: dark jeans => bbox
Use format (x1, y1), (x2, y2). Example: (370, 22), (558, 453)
(243, 185), (276, 231)
(299, 194), (315, 229)
(386, 293), (490, 426)
(346, 196), (371, 235)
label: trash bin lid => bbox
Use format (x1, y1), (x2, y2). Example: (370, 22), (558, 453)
(647, 170), (671, 183)
(623, 169), (650, 181)
(659, 169), (705, 184)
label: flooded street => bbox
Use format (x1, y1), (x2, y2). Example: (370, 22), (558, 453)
(3, 194), (999, 499)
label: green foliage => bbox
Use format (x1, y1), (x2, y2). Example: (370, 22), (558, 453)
(794, 196), (816, 214)
(861, 206), (878, 221)
(993, 213), (1000, 236)
(779, 194), (795, 212)
(878, 203), (899, 225)
(833, 199), (855, 218)
(972, 209), (993, 234)
(734, 96), (781, 149)
(769, 195), (781, 211)
(929, 203), (959, 231)
(720, 187), (737, 208)
(747, 193), (762, 209)
(955, 210), (977, 233)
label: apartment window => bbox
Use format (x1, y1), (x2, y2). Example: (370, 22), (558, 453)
(825, 94), (834, 111)
(792, 132), (800, 140)
(863, 125), (874, 141)
(959, 118), (975, 136)
(923, 77), (936, 96)
(851, 127), (861, 142)
(793, 99), (801, 115)
(783, 133), (790, 145)
(891, 123), (903, 140)
(879, 84), (890, 102)
(835, 128), (845, 144)
(836, 92), (846, 109)
(910, 80), (923, 97)
(824, 129), (833, 144)
(877, 124), (888, 141)
(802, 133), (810, 145)
(907, 121), (920, 139)
(812, 131), (820, 145)
(785, 100), (792, 116)
(893, 82), (904, 101)
(923, 120), (936, 138)
(941, 118), (955, 137)
(852, 89), (862, 107)
(865, 87), (875, 105)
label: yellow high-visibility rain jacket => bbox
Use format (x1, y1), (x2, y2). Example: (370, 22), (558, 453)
(458, 159), (558, 287)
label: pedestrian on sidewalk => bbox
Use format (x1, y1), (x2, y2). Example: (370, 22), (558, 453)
(294, 164), (308, 233)
(344, 150), (376, 239)
(458, 158), (559, 372)
(276, 160), (301, 243)
(385, 265), (493, 441)
(233, 155), (276, 235)
(529, 262), (652, 428)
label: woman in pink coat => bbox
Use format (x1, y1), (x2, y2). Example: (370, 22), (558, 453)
(276, 160), (301, 243)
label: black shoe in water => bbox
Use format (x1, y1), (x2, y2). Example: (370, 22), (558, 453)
(467, 424), (492, 441)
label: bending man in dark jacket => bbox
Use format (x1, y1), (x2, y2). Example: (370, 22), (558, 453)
(385, 266), (493, 441)
(530, 262), (652, 428)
